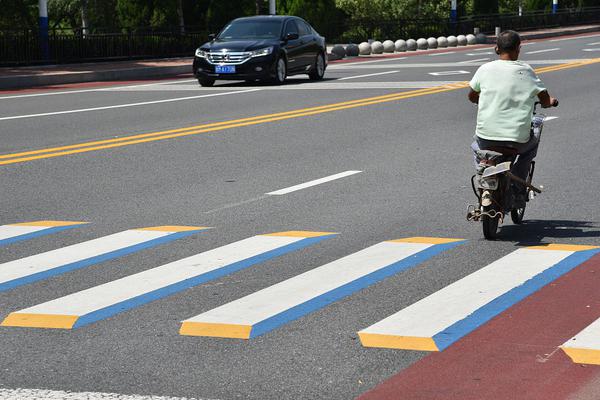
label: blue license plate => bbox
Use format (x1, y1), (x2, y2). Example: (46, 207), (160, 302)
(215, 65), (236, 74)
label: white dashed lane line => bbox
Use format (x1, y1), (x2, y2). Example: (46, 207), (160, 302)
(525, 48), (560, 55)
(337, 70), (399, 80)
(429, 70), (471, 76)
(459, 57), (489, 63)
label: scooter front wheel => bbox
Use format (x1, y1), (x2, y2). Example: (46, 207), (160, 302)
(511, 206), (526, 225)
(482, 205), (500, 240)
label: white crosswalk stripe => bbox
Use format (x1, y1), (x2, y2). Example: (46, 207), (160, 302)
(0, 226), (207, 292)
(0, 220), (87, 246)
(359, 244), (599, 351)
(180, 237), (464, 339)
(1, 231), (335, 329)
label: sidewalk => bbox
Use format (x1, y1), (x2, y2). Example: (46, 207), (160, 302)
(1, 24), (599, 91)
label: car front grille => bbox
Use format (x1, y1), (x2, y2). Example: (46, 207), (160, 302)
(207, 51), (251, 65)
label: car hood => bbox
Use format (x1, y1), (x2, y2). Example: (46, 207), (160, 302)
(201, 39), (278, 52)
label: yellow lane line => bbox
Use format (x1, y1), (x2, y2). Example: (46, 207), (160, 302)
(1, 58), (598, 166)
(0, 87), (449, 165)
(0, 87), (438, 160)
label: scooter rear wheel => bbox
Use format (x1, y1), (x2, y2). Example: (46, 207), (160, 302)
(482, 205), (500, 240)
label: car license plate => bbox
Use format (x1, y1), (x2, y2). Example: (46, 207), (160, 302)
(215, 65), (236, 74)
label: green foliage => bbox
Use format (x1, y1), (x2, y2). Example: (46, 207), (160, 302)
(2, 0), (599, 34)
(473, 0), (499, 14)
(278, 0), (342, 37)
(0, 0), (37, 30)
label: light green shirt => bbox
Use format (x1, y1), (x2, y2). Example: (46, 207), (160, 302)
(470, 60), (546, 143)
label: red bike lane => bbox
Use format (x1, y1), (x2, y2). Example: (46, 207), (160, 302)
(358, 253), (600, 400)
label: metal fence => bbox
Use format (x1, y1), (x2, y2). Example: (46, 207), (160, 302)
(1, 7), (600, 66)
(0, 27), (213, 66)
(329, 7), (600, 43)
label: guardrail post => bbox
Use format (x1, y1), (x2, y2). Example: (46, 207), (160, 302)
(38, 0), (49, 61)
(450, 0), (458, 22)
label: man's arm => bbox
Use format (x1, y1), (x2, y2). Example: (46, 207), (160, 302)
(468, 89), (480, 104)
(537, 90), (559, 108)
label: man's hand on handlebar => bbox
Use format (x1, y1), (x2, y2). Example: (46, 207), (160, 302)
(537, 90), (559, 108)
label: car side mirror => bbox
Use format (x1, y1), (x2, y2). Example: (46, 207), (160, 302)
(208, 33), (216, 41)
(284, 32), (299, 41)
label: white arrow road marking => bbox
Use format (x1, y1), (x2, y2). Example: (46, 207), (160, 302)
(550, 34), (600, 42)
(429, 70), (471, 76)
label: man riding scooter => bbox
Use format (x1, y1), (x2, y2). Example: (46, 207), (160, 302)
(468, 30), (559, 204)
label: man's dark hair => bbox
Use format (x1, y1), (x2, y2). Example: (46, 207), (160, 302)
(496, 30), (521, 53)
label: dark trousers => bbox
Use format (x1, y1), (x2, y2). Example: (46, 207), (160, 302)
(471, 134), (539, 189)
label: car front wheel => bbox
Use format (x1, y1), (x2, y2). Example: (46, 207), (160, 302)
(308, 53), (325, 81)
(272, 57), (287, 84)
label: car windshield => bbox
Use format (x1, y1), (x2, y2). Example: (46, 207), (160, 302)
(218, 20), (282, 40)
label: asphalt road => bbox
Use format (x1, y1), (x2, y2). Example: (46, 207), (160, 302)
(1, 33), (600, 400)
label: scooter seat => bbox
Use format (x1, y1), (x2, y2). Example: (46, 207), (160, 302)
(485, 146), (519, 157)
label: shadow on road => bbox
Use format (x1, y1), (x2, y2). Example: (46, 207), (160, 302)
(498, 220), (600, 246)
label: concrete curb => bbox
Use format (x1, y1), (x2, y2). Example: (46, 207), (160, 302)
(0, 64), (191, 90)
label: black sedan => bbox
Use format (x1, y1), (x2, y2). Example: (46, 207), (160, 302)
(193, 15), (327, 86)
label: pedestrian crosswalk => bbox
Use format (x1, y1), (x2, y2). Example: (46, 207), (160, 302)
(2, 230), (335, 329)
(1, 219), (599, 364)
(0, 225), (209, 292)
(358, 244), (600, 351)
(180, 237), (464, 339)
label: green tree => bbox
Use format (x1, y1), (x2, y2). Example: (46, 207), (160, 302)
(279, 0), (341, 37)
(473, 0), (499, 14)
(0, 0), (38, 30)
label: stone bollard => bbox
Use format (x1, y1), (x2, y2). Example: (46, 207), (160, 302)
(466, 34), (477, 45)
(371, 40), (384, 54)
(345, 43), (359, 57)
(476, 33), (488, 44)
(383, 40), (395, 53)
(427, 37), (438, 49)
(406, 39), (417, 51)
(331, 45), (346, 59)
(394, 39), (407, 52)
(437, 36), (448, 48)
(416, 38), (428, 50)
(358, 42), (372, 55)
(447, 35), (458, 47)
(457, 35), (468, 46)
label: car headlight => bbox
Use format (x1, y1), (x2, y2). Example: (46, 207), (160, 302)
(195, 48), (208, 58)
(250, 47), (273, 58)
